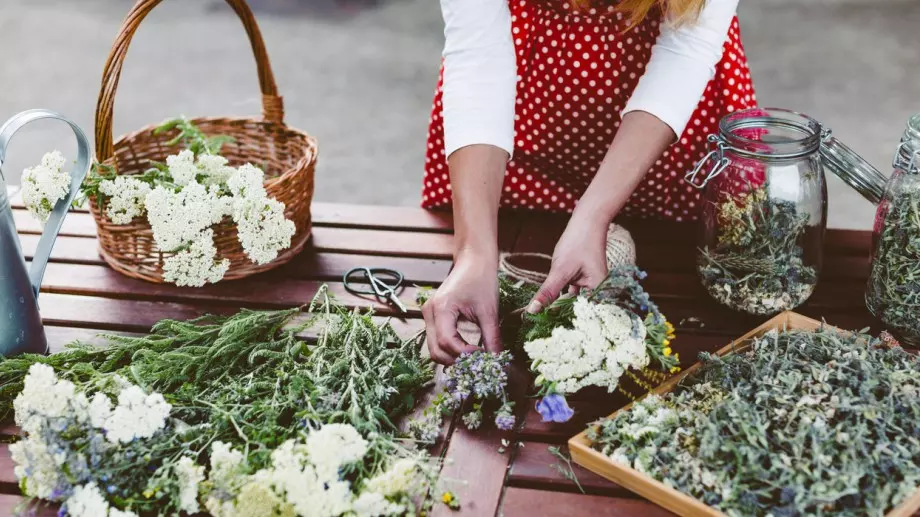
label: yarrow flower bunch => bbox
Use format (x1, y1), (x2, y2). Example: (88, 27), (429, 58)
(202, 426), (424, 517)
(517, 266), (679, 423)
(4, 290), (448, 516)
(83, 118), (295, 286)
(11, 363), (432, 517)
(9, 364), (171, 516)
(20, 150), (71, 224)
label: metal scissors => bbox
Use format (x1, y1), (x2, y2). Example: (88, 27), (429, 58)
(343, 267), (408, 313)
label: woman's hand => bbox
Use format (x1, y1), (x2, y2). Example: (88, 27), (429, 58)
(424, 144), (507, 364)
(526, 208), (609, 313)
(422, 250), (502, 365)
(526, 112), (675, 313)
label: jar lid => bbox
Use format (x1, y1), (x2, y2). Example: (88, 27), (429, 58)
(820, 135), (886, 205)
(894, 113), (920, 175)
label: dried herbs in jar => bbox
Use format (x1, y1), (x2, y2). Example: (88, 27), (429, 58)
(698, 186), (818, 315)
(866, 114), (920, 346)
(688, 109), (828, 315)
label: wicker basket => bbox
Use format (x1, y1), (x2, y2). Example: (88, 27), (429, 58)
(89, 0), (317, 284)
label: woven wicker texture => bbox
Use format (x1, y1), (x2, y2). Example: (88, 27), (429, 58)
(90, 0), (317, 284)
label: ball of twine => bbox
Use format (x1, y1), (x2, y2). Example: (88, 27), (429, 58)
(499, 223), (636, 285)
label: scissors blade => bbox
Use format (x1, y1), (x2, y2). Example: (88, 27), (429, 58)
(388, 291), (408, 313)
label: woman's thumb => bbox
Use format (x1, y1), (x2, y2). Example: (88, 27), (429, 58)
(527, 269), (569, 314)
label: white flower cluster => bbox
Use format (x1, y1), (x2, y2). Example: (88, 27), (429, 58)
(21, 150), (71, 224)
(10, 364), (169, 516)
(88, 384), (172, 444)
(97, 151), (295, 286)
(98, 176), (151, 225)
(524, 297), (650, 394)
(204, 424), (420, 517)
(65, 482), (139, 517)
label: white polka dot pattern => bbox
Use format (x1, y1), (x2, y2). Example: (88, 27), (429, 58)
(421, 1), (757, 222)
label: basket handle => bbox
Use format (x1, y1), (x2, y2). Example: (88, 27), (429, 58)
(94, 0), (284, 162)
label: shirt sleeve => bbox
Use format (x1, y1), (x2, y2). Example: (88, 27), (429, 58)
(622, 0), (739, 139)
(439, 0), (517, 159)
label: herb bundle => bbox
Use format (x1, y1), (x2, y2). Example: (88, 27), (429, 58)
(412, 267), (679, 433)
(588, 327), (920, 516)
(2, 288), (440, 516)
(699, 186), (818, 315)
(867, 183), (920, 346)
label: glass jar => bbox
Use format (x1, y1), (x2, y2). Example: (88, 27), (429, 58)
(686, 108), (881, 316)
(866, 114), (920, 346)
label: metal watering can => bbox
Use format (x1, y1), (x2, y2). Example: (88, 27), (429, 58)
(0, 110), (90, 356)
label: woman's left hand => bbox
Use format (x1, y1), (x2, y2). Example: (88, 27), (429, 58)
(526, 208), (609, 314)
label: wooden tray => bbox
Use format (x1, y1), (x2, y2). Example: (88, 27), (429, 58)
(569, 311), (920, 517)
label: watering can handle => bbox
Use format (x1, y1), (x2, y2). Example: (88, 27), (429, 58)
(0, 110), (91, 300)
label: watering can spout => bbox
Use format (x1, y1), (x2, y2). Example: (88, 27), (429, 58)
(0, 110), (91, 356)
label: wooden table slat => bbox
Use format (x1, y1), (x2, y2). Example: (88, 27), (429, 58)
(37, 292), (426, 336)
(500, 487), (675, 517)
(35, 261), (423, 317)
(506, 442), (627, 496)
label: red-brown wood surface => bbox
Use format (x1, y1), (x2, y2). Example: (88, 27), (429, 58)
(0, 202), (882, 517)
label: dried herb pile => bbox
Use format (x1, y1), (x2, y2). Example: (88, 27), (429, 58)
(699, 186), (818, 315)
(867, 185), (920, 346)
(588, 327), (920, 517)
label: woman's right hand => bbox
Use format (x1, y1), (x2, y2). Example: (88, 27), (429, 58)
(422, 250), (502, 365)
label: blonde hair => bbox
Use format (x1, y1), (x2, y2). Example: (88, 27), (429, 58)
(573, 0), (706, 28)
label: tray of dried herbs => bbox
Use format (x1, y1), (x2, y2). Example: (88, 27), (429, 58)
(569, 313), (920, 517)
(866, 180), (920, 347)
(698, 186), (819, 315)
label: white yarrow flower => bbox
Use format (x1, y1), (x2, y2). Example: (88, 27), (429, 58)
(524, 297), (649, 395)
(145, 181), (228, 252)
(98, 176), (151, 224)
(21, 150), (71, 223)
(233, 196), (295, 265)
(162, 229), (230, 287)
(363, 458), (418, 497)
(227, 163), (266, 200)
(102, 385), (171, 443)
(176, 456), (205, 514)
(64, 483), (110, 517)
(166, 150), (198, 186)
(304, 423), (369, 480)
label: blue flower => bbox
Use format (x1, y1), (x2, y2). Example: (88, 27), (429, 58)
(536, 393), (574, 423)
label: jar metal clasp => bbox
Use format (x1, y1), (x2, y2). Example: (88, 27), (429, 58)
(685, 134), (731, 189)
(894, 140), (920, 174)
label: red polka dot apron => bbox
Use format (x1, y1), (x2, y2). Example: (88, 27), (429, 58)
(422, 0), (757, 221)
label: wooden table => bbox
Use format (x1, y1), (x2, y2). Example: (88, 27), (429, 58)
(0, 200), (881, 517)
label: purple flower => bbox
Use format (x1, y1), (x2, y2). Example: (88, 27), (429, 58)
(494, 402), (516, 431)
(495, 413), (516, 431)
(536, 393), (574, 423)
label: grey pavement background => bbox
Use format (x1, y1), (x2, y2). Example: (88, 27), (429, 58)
(1, 0), (917, 229)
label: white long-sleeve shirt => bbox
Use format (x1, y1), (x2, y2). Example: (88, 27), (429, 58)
(439, 0), (740, 158)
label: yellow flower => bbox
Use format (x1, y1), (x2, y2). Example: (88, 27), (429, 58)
(663, 339), (671, 347)
(670, 366), (681, 374)
(442, 492), (454, 504)
(663, 347), (672, 357)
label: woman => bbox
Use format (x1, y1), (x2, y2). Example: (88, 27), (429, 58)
(421, 0), (756, 364)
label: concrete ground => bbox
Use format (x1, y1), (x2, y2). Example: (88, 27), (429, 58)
(1, 0), (918, 229)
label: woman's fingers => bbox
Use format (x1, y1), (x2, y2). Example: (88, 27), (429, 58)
(527, 266), (571, 314)
(475, 305), (503, 354)
(422, 302), (453, 364)
(429, 299), (477, 364)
